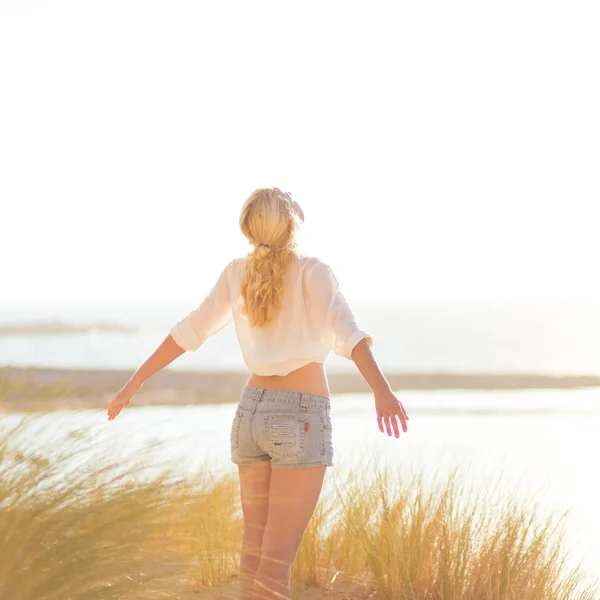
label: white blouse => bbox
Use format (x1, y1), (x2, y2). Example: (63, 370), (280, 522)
(169, 254), (373, 376)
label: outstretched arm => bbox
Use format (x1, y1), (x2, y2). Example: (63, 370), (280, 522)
(107, 260), (234, 421)
(107, 335), (185, 420)
(131, 334), (185, 386)
(350, 337), (390, 394)
(305, 258), (409, 437)
(351, 338), (410, 438)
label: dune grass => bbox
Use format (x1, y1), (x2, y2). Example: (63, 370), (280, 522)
(291, 461), (599, 600)
(0, 386), (598, 599)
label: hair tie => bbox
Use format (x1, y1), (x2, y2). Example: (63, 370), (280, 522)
(258, 243), (270, 248)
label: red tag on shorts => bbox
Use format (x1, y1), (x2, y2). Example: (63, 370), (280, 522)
(304, 421), (308, 432)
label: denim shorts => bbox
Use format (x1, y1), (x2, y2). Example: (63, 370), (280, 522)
(230, 385), (334, 469)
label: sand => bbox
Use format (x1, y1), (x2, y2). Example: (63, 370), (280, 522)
(1, 365), (599, 413)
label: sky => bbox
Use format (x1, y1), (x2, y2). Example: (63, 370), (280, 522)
(1, 0), (598, 304)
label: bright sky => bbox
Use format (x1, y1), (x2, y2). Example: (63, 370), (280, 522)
(1, 0), (598, 304)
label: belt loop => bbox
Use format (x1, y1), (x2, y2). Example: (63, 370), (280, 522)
(299, 393), (310, 411)
(251, 388), (266, 415)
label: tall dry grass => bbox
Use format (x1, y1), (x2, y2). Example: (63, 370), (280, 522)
(292, 460), (599, 600)
(0, 379), (598, 599)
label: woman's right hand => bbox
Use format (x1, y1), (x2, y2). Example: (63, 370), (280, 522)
(107, 379), (142, 421)
(374, 387), (409, 438)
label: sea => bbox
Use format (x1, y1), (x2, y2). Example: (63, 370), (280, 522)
(1, 299), (600, 584)
(1, 298), (599, 374)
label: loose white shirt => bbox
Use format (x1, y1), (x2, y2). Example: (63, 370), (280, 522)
(169, 254), (373, 376)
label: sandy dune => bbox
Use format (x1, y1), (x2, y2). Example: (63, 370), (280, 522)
(1, 365), (599, 413)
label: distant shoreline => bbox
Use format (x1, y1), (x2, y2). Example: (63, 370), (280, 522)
(0, 321), (137, 335)
(1, 365), (599, 413)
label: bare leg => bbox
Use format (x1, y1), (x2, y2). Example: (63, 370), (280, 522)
(253, 465), (327, 600)
(237, 462), (272, 600)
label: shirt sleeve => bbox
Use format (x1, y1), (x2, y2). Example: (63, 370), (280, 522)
(170, 260), (234, 352)
(306, 259), (373, 360)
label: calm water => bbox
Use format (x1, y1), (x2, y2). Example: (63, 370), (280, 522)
(3, 388), (600, 583)
(1, 299), (600, 374)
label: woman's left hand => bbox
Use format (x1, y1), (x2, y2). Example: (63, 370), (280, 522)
(107, 379), (142, 421)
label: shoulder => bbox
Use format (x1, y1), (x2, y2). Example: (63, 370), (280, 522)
(299, 254), (322, 273)
(298, 253), (326, 267)
(212, 257), (245, 283)
(300, 254), (337, 285)
(227, 255), (247, 271)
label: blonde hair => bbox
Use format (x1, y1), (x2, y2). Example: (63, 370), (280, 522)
(239, 187), (303, 327)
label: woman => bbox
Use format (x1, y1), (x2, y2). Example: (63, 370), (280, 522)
(107, 188), (409, 600)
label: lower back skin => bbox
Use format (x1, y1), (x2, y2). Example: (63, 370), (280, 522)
(245, 361), (330, 397)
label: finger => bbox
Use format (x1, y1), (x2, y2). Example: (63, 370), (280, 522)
(398, 411), (408, 433)
(391, 414), (400, 438)
(377, 413), (384, 433)
(384, 415), (392, 437)
(401, 405), (410, 421)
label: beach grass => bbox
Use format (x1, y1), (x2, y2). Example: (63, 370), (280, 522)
(0, 393), (598, 599)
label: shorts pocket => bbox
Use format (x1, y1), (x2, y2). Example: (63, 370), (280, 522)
(230, 409), (243, 452)
(266, 414), (306, 458)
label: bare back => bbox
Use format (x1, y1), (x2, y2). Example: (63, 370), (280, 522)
(245, 361), (330, 397)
